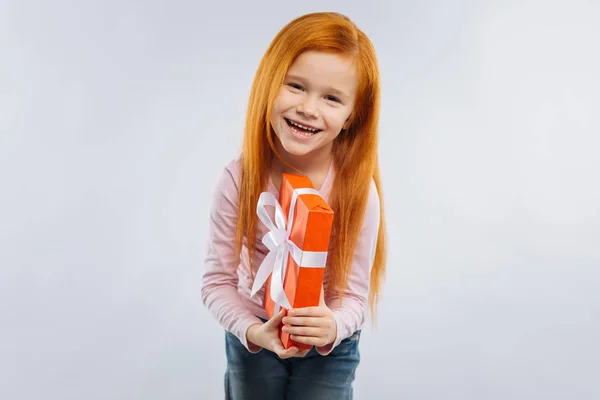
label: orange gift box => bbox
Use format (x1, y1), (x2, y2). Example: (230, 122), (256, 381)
(261, 174), (334, 351)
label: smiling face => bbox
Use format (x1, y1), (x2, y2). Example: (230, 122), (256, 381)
(269, 50), (358, 166)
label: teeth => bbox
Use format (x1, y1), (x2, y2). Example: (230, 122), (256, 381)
(290, 124), (314, 137)
(288, 119), (319, 132)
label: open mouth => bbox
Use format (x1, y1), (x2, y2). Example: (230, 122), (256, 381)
(285, 118), (323, 136)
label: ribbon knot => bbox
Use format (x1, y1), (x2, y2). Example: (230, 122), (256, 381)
(263, 228), (288, 251)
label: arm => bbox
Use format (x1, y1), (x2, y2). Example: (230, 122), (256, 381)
(200, 165), (263, 353)
(315, 181), (381, 355)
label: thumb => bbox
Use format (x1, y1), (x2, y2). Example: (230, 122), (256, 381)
(319, 285), (326, 306)
(266, 308), (285, 327)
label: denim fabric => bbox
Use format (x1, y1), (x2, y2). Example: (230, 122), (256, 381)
(224, 327), (361, 400)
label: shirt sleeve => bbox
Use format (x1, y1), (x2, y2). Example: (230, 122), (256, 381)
(201, 165), (263, 353)
(316, 180), (381, 356)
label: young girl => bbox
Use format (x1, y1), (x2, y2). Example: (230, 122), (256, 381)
(201, 11), (386, 399)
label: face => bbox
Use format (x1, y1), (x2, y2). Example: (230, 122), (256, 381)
(270, 50), (358, 164)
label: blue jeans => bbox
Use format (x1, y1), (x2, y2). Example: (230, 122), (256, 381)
(224, 326), (361, 399)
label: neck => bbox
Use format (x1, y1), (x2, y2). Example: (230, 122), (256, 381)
(272, 142), (333, 177)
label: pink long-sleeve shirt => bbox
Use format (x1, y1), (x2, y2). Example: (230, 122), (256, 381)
(201, 157), (380, 355)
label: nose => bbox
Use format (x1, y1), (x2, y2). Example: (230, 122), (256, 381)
(296, 95), (319, 118)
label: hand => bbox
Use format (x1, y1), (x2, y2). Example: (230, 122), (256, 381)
(246, 309), (304, 359)
(281, 304), (337, 348)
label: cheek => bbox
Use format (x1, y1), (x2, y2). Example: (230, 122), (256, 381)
(281, 88), (304, 106)
(325, 110), (351, 132)
(271, 94), (288, 121)
(271, 99), (282, 116)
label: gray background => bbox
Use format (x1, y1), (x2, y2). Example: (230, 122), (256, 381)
(1, 0), (599, 399)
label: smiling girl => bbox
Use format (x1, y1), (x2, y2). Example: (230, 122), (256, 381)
(201, 12), (387, 399)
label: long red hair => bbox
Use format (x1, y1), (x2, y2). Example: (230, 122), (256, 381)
(235, 12), (387, 320)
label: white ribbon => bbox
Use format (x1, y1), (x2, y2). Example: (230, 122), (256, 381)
(250, 187), (329, 312)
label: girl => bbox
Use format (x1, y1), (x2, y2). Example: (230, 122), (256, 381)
(201, 11), (387, 399)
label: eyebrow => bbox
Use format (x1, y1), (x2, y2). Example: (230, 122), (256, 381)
(285, 74), (349, 99)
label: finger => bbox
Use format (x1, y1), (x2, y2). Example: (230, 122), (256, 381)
(277, 346), (299, 359)
(272, 339), (285, 354)
(282, 325), (324, 337)
(289, 307), (323, 317)
(271, 336), (299, 359)
(282, 316), (330, 328)
(290, 335), (329, 347)
(272, 339), (295, 359)
(319, 285), (325, 306)
(266, 309), (286, 327)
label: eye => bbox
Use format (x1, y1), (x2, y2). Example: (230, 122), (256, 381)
(286, 83), (304, 91)
(325, 95), (341, 103)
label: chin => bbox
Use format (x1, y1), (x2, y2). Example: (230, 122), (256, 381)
(279, 140), (315, 157)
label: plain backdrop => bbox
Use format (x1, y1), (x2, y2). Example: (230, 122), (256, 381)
(1, 0), (599, 399)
